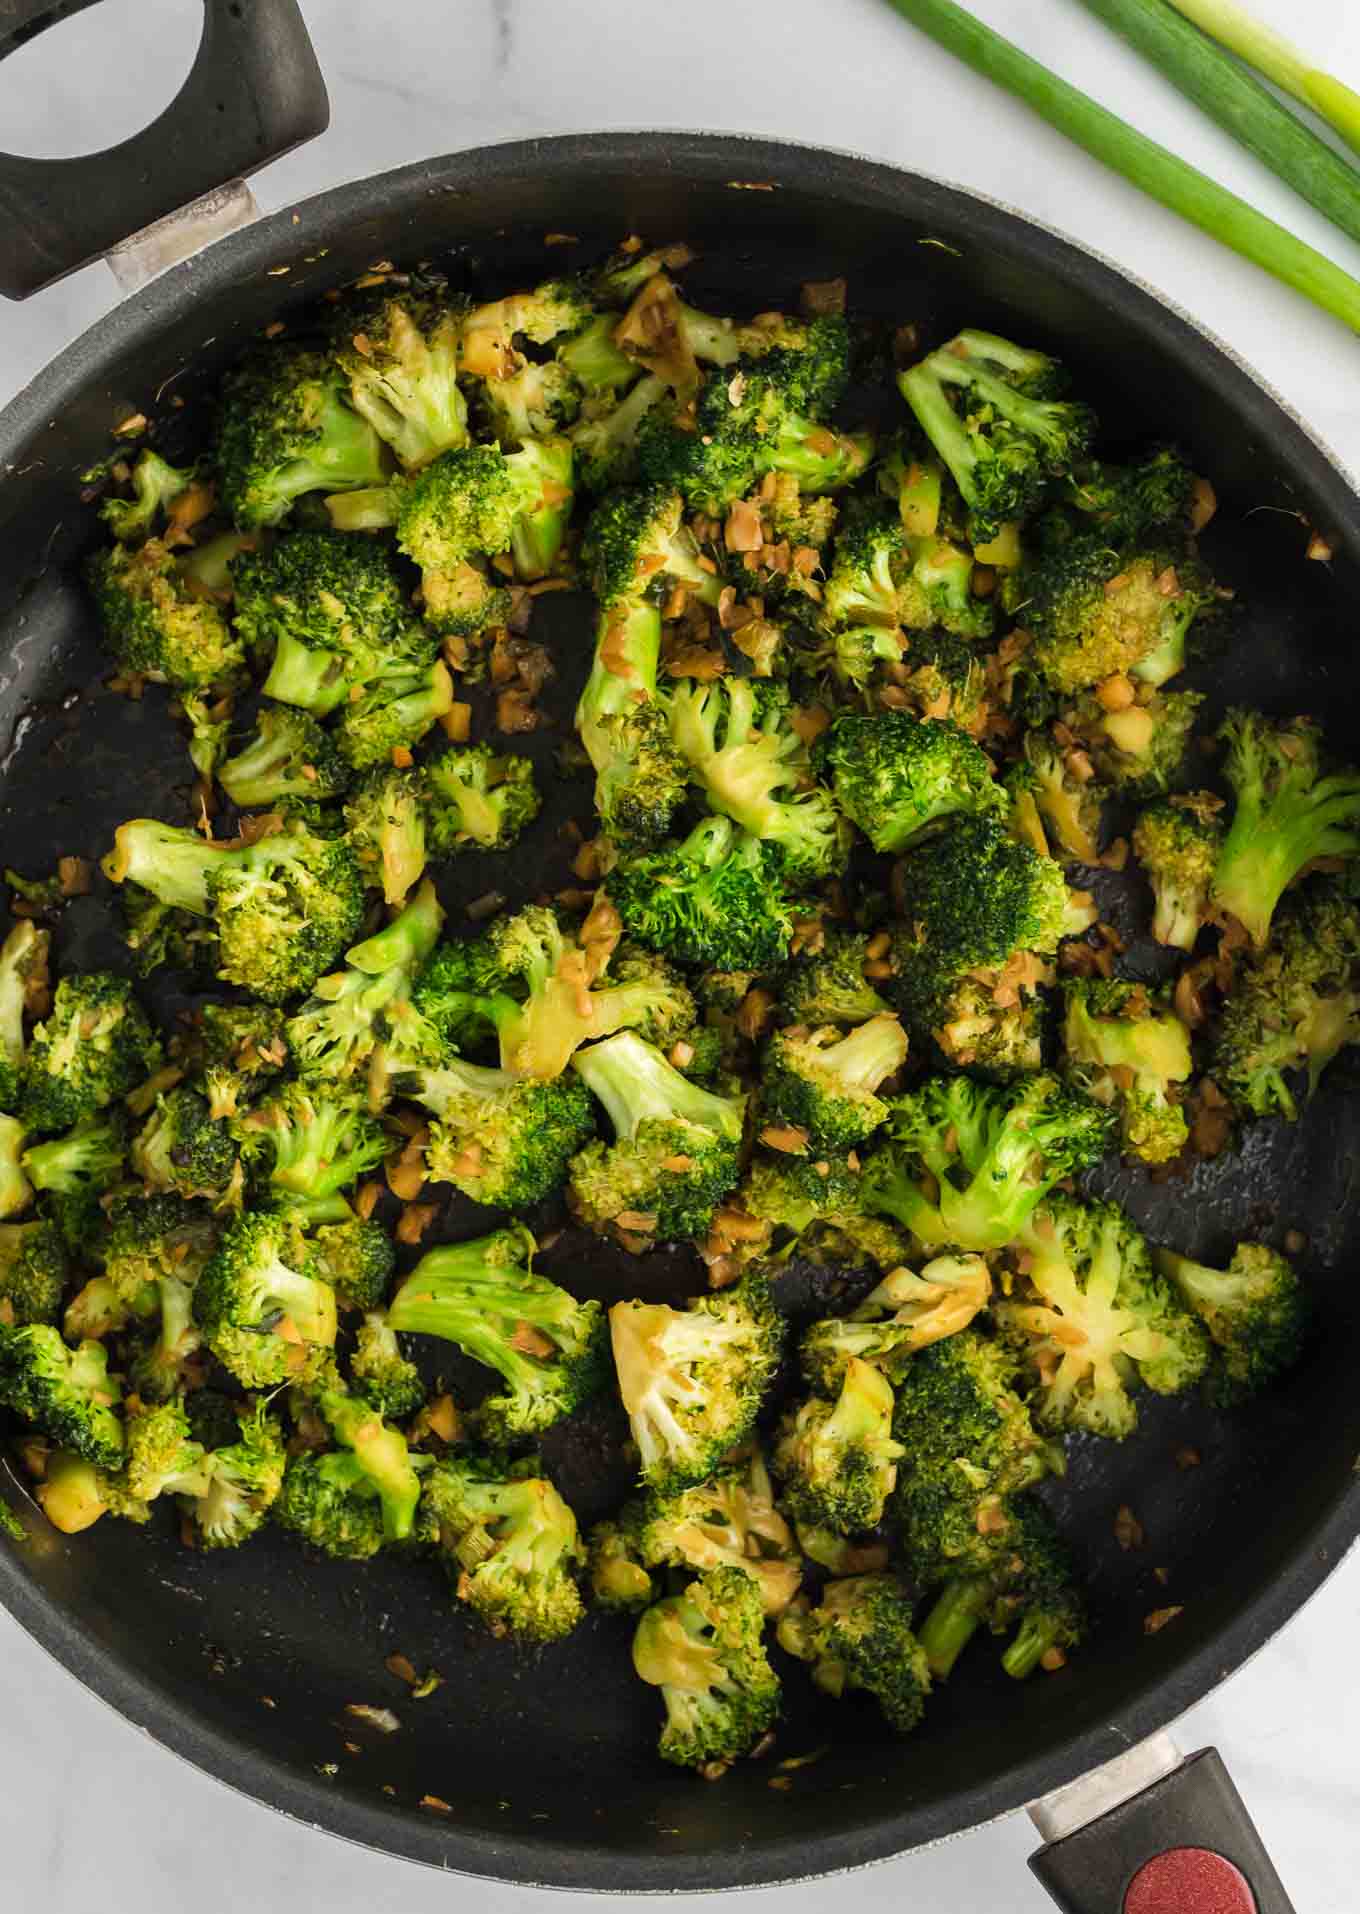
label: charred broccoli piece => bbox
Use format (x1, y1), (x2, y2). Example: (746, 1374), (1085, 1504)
(193, 1210), (338, 1389)
(343, 765), (427, 906)
(130, 1086), (239, 1205)
(759, 1015), (908, 1151)
(820, 710), (1004, 854)
(216, 344), (388, 528)
(800, 1253), (992, 1390)
(217, 704), (349, 810)
(0, 1326), (123, 1468)
(1157, 1240), (1309, 1402)
(20, 971), (161, 1136)
(86, 537), (246, 691)
(1020, 538), (1216, 694)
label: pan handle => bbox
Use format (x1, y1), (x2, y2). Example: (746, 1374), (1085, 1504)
(1028, 1738), (1295, 1913)
(0, 0), (328, 300)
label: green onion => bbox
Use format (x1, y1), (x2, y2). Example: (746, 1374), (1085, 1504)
(1165, 0), (1360, 161)
(1078, 0), (1360, 251)
(881, 0), (1360, 335)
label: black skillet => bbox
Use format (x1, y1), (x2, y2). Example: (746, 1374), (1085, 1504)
(0, 4), (1356, 1907)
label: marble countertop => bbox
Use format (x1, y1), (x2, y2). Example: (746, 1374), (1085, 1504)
(1, 0), (1358, 1905)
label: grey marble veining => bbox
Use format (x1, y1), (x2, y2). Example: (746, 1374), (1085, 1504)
(1, 0), (1358, 1906)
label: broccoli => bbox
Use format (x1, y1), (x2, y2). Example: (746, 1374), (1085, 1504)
(581, 483), (724, 614)
(193, 1210), (339, 1389)
(332, 653), (455, 771)
(820, 710), (1004, 854)
(63, 1277), (141, 1343)
(177, 1002), (289, 1117)
(0, 1117), (31, 1222)
(288, 963), (412, 1087)
(570, 1031), (746, 1245)
(1057, 447), (1197, 544)
(1132, 794), (1224, 951)
(790, 623), (904, 702)
(424, 745), (541, 855)
(780, 931), (891, 1027)
(381, 1051), (595, 1210)
(342, 873), (445, 977)
(1009, 731), (1105, 867)
(99, 1191), (219, 1302)
(800, 1253), (992, 1390)
(773, 1356), (904, 1533)
(34, 1450), (150, 1534)
(343, 765), (427, 905)
(460, 278), (595, 378)
(182, 1400), (287, 1548)
(233, 532), (417, 716)
(916, 1496), (1084, 1680)
(1068, 686), (1203, 796)
(0, 1326), (123, 1468)
(898, 331), (1096, 545)
(217, 704), (349, 810)
(86, 538), (246, 691)
(820, 507), (991, 642)
(928, 972), (1049, 1081)
(100, 448), (196, 543)
(419, 1454), (585, 1642)
(759, 1015), (908, 1151)
(864, 1072), (1114, 1253)
(731, 1151), (912, 1277)
(130, 1086), (240, 1205)
(388, 440), (575, 593)
(632, 1567), (780, 1771)
(608, 1269), (783, 1491)
(0, 919), (49, 1113)
(350, 1310), (425, 1420)
(605, 816), (792, 973)
(1019, 538), (1216, 695)
(127, 1266), (203, 1402)
(576, 593), (686, 843)
(313, 1385), (422, 1542)
(558, 313), (641, 396)
(477, 358), (581, 449)
(331, 291), (467, 468)
(103, 820), (365, 1003)
(387, 1225), (606, 1441)
(588, 1513), (657, 1611)
(122, 1399), (213, 1504)
(1156, 1240), (1309, 1401)
(569, 373), (670, 493)
(216, 345), (389, 527)
(1063, 979), (1192, 1165)
(304, 1217), (396, 1311)
(621, 1449), (802, 1617)
(996, 1197), (1209, 1439)
(234, 1082), (386, 1208)
(20, 971), (161, 1135)
(668, 679), (846, 882)
(777, 1575), (931, 1732)
(0, 1219), (67, 1326)
(1211, 885), (1360, 1119)
(1210, 712), (1360, 948)
(274, 1450), (389, 1560)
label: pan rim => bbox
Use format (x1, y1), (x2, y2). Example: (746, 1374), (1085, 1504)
(1, 127), (1358, 1891)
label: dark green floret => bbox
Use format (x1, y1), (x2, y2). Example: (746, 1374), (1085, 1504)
(1056, 447), (1197, 545)
(216, 345), (389, 528)
(424, 745), (541, 854)
(1132, 794), (1223, 950)
(1018, 537), (1215, 695)
(131, 1086), (240, 1203)
(86, 538), (246, 691)
(419, 1453), (585, 1643)
(820, 709), (1004, 854)
(20, 971), (161, 1135)
(777, 1574), (931, 1732)
(274, 1450), (389, 1560)
(605, 816), (792, 973)
(304, 1217), (396, 1312)
(0, 1220), (68, 1325)
(760, 1015), (908, 1151)
(779, 931), (891, 1027)
(193, 1209), (339, 1389)
(343, 765), (427, 905)
(632, 1566), (780, 1771)
(0, 1326), (123, 1468)
(218, 704), (350, 809)
(23, 1112), (125, 1255)
(234, 1082), (386, 1208)
(100, 448), (196, 543)
(0, 920), (50, 1114)
(917, 1496), (1085, 1681)
(350, 1310), (425, 1421)
(1157, 1240), (1309, 1402)
(1062, 979), (1192, 1166)
(331, 291), (468, 469)
(772, 1357), (905, 1533)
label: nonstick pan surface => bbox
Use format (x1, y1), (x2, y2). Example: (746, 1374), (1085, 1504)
(0, 135), (1358, 1891)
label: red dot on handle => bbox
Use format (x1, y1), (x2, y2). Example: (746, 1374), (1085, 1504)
(1124, 1846), (1257, 1914)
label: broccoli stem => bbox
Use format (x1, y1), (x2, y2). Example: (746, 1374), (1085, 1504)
(572, 1031), (743, 1142)
(1001, 1607), (1063, 1680)
(261, 631), (353, 715)
(345, 879), (445, 976)
(325, 486), (401, 533)
(918, 1574), (992, 1678)
(101, 820), (224, 914)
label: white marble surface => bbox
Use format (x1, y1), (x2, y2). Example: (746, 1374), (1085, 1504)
(1, 0), (1359, 1905)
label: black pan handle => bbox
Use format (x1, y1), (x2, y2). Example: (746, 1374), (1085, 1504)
(1030, 1745), (1295, 1914)
(0, 0), (328, 300)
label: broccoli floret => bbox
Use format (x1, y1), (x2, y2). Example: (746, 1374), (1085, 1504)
(996, 1197), (1209, 1439)
(424, 745), (540, 855)
(127, 1267), (202, 1402)
(820, 710), (1004, 854)
(928, 972), (1048, 1081)
(103, 820), (365, 1003)
(34, 1450), (150, 1534)
(234, 1082), (386, 1208)
(1132, 794), (1223, 951)
(65, 1278), (136, 1345)
(632, 1567), (780, 1771)
(0, 920), (50, 1113)
(557, 313), (641, 397)
(760, 1015), (908, 1151)
(570, 373), (671, 493)
(1056, 447), (1197, 544)
(800, 1253), (992, 1391)
(588, 1512), (656, 1611)
(388, 1225), (605, 1441)
(190, 1003), (290, 1117)
(217, 345), (389, 528)
(99, 1191), (219, 1302)
(274, 1450), (389, 1560)
(570, 1031), (745, 1245)
(86, 538), (246, 691)
(420, 1453), (585, 1642)
(0, 1220), (67, 1326)
(343, 765), (427, 905)
(917, 1497), (1084, 1680)
(181, 1400), (287, 1548)
(605, 815), (792, 973)
(1010, 730), (1105, 866)
(122, 1399), (213, 1504)
(668, 679), (845, 882)
(820, 508), (991, 642)
(582, 483), (724, 613)
(728, 1151), (910, 1276)
(100, 448), (197, 543)
(779, 932), (891, 1027)
(313, 1385), (422, 1542)
(1210, 712), (1360, 948)
(331, 292), (467, 469)
(777, 1575), (931, 1732)
(0, 1116), (31, 1222)
(865, 1072), (1114, 1253)
(288, 961), (415, 1087)
(1067, 686), (1203, 795)
(608, 1269), (783, 1492)
(20, 971), (161, 1135)
(350, 1310), (425, 1420)
(193, 1210), (338, 1389)
(384, 1051), (595, 1209)
(1211, 885), (1360, 1119)
(26, 1110), (126, 1233)
(477, 357), (582, 449)
(333, 653), (454, 771)
(461, 278), (595, 377)
(218, 704), (349, 810)
(233, 532), (417, 716)
(0, 1326), (123, 1468)
(343, 874), (445, 978)
(390, 439), (575, 592)
(130, 1086), (239, 1204)
(627, 1449), (801, 1617)
(790, 623), (904, 702)
(304, 1217), (396, 1311)
(1157, 1240), (1309, 1401)
(898, 331), (1096, 545)
(773, 1357), (904, 1533)
(1018, 538), (1216, 694)
(1062, 979), (1192, 1165)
